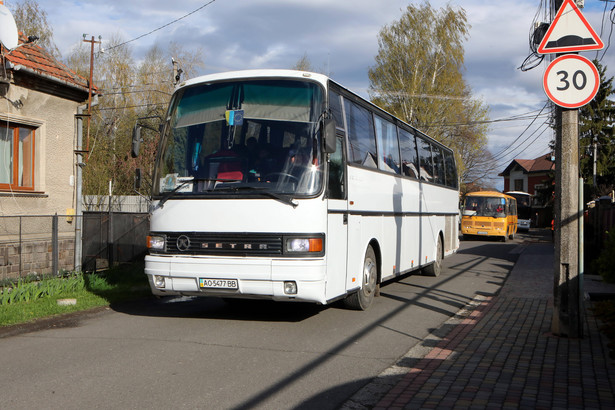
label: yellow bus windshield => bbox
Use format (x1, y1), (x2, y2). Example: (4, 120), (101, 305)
(463, 196), (507, 218)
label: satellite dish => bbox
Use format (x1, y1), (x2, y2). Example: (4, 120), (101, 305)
(0, 5), (19, 50)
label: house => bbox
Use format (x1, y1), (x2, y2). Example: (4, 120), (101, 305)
(1, 29), (97, 279)
(499, 153), (555, 227)
(499, 153), (555, 196)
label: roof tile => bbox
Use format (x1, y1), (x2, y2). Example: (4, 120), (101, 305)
(2, 33), (95, 93)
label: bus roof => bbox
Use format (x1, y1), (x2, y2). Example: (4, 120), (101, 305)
(179, 69), (331, 89)
(504, 191), (532, 196)
(465, 191), (514, 199)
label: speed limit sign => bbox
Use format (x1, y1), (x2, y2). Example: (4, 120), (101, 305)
(543, 54), (600, 108)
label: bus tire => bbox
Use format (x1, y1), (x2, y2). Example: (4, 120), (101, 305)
(344, 246), (378, 310)
(423, 236), (442, 277)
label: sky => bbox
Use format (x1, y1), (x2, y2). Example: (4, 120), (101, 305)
(3, 0), (614, 189)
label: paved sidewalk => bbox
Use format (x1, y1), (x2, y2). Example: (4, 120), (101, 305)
(343, 238), (615, 409)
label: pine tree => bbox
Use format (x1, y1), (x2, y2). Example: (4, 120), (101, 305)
(579, 60), (615, 196)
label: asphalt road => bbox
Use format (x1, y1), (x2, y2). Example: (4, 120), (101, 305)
(0, 232), (534, 410)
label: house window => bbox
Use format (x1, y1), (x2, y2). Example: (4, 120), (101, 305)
(0, 124), (35, 191)
(514, 179), (523, 191)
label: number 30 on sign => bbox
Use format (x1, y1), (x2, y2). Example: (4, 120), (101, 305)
(543, 54), (600, 109)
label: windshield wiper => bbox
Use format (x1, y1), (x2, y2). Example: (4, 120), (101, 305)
(214, 186), (298, 208)
(155, 178), (240, 208)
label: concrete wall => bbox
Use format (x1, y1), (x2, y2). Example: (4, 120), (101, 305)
(0, 238), (75, 281)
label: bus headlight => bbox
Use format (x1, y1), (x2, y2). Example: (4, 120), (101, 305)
(284, 281), (297, 295)
(285, 237), (323, 254)
(154, 275), (166, 288)
(147, 235), (166, 250)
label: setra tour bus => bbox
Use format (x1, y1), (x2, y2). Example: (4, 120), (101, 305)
(135, 69), (460, 310)
(504, 191), (532, 231)
(461, 191), (517, 241)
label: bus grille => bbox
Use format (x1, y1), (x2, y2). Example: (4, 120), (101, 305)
(157, 232), (284, 256)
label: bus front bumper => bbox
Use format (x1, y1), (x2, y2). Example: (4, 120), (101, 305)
(144, 254), (328, 304)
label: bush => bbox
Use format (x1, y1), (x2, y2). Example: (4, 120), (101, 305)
(594, 229), (615, 283)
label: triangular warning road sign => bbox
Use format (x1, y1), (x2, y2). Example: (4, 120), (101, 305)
(538, 0), (604, 54)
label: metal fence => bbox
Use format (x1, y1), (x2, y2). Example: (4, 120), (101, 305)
(82, 212), (149, 272)
(0, 211), (149, 282)
(83, 195), (150, 213)
(585, 197), (615, 270)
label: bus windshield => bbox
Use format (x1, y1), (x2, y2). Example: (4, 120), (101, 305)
(463, 196), (507, 218)
(153, 79), (324, 198)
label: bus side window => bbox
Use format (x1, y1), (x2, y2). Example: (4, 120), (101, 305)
(374, 115), (401, 175)
(329, 90), (345, 132)
(399, 128), (418, 179)
(431, 144), (445, 185)
(327, 136), (346, 199)
(443, 149), (458, 188)
(344, 99), (377, 169)
(416, 135), (434, 183)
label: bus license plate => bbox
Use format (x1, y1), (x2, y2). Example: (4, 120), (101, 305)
(199, 278), (238, 290)
(477, 231), (488, 235)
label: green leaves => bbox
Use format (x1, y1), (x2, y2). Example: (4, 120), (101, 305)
(0, 274), (87, 306)
(368, 1), (490, 187)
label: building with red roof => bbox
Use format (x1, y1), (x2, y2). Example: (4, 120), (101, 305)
(1, 12), (99, 278)
(499, 153), (555, 196)
(499, 154), (555, 228)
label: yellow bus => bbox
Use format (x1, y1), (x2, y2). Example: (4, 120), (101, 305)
(461, 191), (517, 241)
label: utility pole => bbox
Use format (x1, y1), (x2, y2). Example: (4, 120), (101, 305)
(552, 106), (581, 337)
(82, 35), (101, 159)
(592, 137), (597, 188)
(543, 0), (597, 337)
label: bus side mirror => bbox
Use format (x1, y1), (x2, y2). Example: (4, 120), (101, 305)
(323, 117), (336, 154)
(131, 125), (141, 158)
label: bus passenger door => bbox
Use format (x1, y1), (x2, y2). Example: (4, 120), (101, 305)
(325, 136), (348, 300)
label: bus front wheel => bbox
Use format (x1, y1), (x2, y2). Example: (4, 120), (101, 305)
(344, 246), (378, 310)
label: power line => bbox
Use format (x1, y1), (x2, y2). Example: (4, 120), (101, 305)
(105, 0), (218, 52)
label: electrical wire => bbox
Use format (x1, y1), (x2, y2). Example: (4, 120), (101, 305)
(104, 0), (218, 53)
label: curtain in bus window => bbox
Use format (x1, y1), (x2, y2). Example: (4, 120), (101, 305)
(398, 128), (419, 179)
(374, 115), (400, 174)
(416, 136), (434, 183)
(0, 125), (12, 184)
(431, 144), (445, 185)
(344, 99), (377, 168)
(242, 82), (319, 122)
(329, 90), (344, 131)
(443, 150), (458, 188)
(175, 84), (234, 128)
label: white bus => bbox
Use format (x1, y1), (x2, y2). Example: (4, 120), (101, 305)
(504, 191), (532, 231)
(138, 69), (459, 310)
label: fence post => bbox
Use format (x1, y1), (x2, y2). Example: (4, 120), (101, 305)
(52, 213), (59, 276)
(19, 216), (22, 278)
(108, 206), (114, 267)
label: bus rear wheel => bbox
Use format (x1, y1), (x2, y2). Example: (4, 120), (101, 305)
(344, 246), (378, 310)
(423, 236), (443, 277)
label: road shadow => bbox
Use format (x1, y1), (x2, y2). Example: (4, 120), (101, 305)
(109, 295), (327, 323)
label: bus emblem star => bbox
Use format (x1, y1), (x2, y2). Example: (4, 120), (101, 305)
(176, 235), (191, 251)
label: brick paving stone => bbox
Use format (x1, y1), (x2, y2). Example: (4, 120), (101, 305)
(342, 241), (615, 410)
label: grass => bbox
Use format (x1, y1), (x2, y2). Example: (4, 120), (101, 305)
(0, 263), (152, 327)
